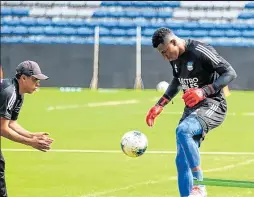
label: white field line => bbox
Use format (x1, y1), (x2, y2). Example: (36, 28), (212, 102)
(47, 99), (139, 111)
(46, 99), (254, 116)
(79, 159), (254, 197)
(2, 149), (254, 156)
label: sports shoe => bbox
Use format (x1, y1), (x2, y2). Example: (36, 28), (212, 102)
(188, 185), (207, 197)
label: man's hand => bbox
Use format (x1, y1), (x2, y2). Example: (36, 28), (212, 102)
(146, 105), (163, 127)
(30, 135), (54, 152)
(182, 88), (206, 107)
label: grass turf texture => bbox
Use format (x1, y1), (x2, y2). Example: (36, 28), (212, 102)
(1, 89), (254, 197)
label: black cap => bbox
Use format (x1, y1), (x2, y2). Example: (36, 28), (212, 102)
(16, 60), (49, 80)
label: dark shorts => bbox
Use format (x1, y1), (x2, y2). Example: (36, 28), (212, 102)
(0, 150), (7, 197)
(179, 98), (227, 146)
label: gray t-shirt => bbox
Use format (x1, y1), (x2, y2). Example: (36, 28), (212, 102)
(0, 78), (24, 120)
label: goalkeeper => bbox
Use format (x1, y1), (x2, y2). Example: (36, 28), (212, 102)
(146, 28), (237, 197)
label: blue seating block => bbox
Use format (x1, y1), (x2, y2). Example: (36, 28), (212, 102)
(77, 27), (94, 36)
(1, 26), (12, 34)
(238, 12), (254, 19)
(245, 2), (254, 9)
(110, 28), (126, 37)
(28, 27), (44, 35)
(13, 26), (28, 35)
(20, 18), (37, 26)
(2, 17), (20, 26)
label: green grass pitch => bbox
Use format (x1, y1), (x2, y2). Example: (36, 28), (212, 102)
(1, 89), (254, 197)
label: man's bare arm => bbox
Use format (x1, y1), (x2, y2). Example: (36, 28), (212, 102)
(9, 120), (33, 138)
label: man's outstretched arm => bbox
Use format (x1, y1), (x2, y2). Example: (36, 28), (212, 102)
(146, 77), (181, 127)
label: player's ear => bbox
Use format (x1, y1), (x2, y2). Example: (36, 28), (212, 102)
(171, 39), (177, 46)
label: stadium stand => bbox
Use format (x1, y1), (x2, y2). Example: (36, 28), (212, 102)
(1, 1), (254, 46)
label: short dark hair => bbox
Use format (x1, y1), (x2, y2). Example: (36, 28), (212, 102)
(152, 27), (174, 48)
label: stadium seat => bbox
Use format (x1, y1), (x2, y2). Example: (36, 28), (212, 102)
(192, 30), (208, 38)
(238, 12), (254, 19)
(44, 26), (61, 36)
(36, 18), (52, 26)
(12, 26), (28, 35)
(110, 28), (126, 37)
(209, 30), (225, 38)
(1, 26), (13, 34)
(20, 17), (37, 26)
(1, 8), (12, 16)
(28, 27), (44, 35)
(245, 2), (254, 9)
(77, 27), (94, 36)
(242, 30), (254, 38)
(125, 28), (136, 36)
(59, 27), (77, 36)
(2, 17), (20, 26)
(225, 30), (242, 38)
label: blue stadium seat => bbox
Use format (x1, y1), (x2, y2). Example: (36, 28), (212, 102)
(1, 36), (22, 43)
(174, 30), (192, 37)
(59, 27), (77, 36)
(93, 10), (108, 18)
(209, 30), (225, 38)
(68, 19), (85, 27)
(249, 23), (254, 30)
(35, 37), (54, 44)
(28, 27), (44, 35)
(11, 8), (29, 16)
(183, 22), (199, 30)
(238, 12), (254, 19)
(69, 37), (90, 44)
(107, 11), (125, 18)
(232, 23), (249, 30)
(125, 29), (136, 36)
(125, 10), (140, 18)
(20, 37), (36, 44)
(163, 1), (180, 8)
(99, 28), (110, 36)
(110, 29), (126, 37)
(192, 30), (208, 37)
(77, 27), (94, 36)
(166, 22), (183, 30)
(245, 2), (254, 9)
(36, 18), (52, 26)
(85, 20), (101, 27)
(142, 28), (155, 37)
(118, 21), (134, 29)
(52, 37), (70, 44)
(225, 30), (241, 38)
(52, 19), (69, 27)
(215, 23), (232, 30)
(100, 1), (116, 7)
(1, 8), (12, 16)
(44, 27), (61, 36)
(1, 26), (12, 34)
(198, 22), (215, 30)
(13, 26), (28, 35)
(141, 10), (157, 18)
(134, 20), (150, 28)
(100, 37), (118, 45)
(115, 1), (132, 7)
(20, 18), (37, 26)
(242, 30), (254, 38)
(157, 11), (173, 19)
(131, 1), (149, 7)
(101, 21), (119, 28)
(150, 21), (167, 29)
(2, 17), (20, 26)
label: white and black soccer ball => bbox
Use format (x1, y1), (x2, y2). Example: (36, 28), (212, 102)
(120, 130), (148, 158)
(156, 81), (169, 92)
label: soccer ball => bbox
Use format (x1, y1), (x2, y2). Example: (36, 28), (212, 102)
(120, 130), (148, 157)
(156, 81), (169, 92)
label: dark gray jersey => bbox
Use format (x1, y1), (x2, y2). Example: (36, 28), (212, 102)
(164, 39), (236, 105)
(0, 78), (24, 120)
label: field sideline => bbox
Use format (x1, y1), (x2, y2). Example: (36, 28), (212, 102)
(1, 89), (253, 197)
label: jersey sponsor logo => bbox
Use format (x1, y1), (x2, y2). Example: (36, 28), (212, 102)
(187, 61), (194, 71)
(178, 77), (199, 90)
(195, 44), (221, 65)
(7, 91), (16, 111)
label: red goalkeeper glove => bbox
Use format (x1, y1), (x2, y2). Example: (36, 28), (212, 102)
(182, 88), (206, 107)
(146, 96), (170, 127)
(146, 105), (163, 127)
